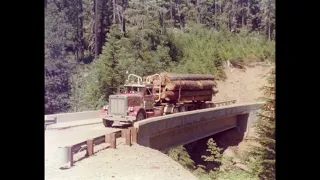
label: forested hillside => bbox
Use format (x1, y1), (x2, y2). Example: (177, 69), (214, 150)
(45, 0), (275, 114)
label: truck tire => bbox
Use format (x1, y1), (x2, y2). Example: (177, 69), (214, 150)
(179, 106), (187, 112)
(173, 106), (186, 113)
(173, 107), (179, 114)
(103, 119), (113, 127)
(136, 111), (145, 121)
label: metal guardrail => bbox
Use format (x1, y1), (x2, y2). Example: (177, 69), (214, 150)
(45, 110), (100, 124)
(214, 100), (237, 107)
(44, 116), (57, 130)
(44, 100), (236, 130)
(44, 111), (101, 130)
(58, 128), (137, 169)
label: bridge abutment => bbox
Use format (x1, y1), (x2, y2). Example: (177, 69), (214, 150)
(236, 110), (257, 137)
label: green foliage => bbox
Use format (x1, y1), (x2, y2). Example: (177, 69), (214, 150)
(216, 170), (258, 180)
(117, 26), (173, 76)
(202, 138), (223, 164)
(193, 164), (207, 176)
(165, 146), (196, 170)
(45, 0), (275, 113)
(69, 25), (126, 110)
(246, 66), (275, 180)
(166, 25), (274, 80)
(68, 63), (91, 112)
(45, 2), (76, 114)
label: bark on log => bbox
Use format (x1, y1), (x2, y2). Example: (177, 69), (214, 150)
(164, 95), (212, 102)
(147, 72), (215, 85)
(165, 80), (216, 91)
(161, 90), (213, 99)
(163, 74), (215, 81)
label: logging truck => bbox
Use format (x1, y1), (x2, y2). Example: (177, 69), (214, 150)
(100, 72), (220, 127)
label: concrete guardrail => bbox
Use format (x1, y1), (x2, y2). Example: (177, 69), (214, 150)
(133, 101), (264, 147)
(45, 110), (101, 124)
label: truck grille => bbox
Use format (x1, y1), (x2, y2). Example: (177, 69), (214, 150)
(109, 96), (127, 115)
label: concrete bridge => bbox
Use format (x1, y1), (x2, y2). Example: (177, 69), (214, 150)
(45, 102), (263, 151)
(133, 102), (263, 151)
(45, 102), (263, 179)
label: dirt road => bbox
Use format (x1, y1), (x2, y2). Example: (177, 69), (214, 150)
(215, 64), (271, 103)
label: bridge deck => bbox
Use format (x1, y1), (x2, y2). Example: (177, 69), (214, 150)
(45, 124), (198, 180)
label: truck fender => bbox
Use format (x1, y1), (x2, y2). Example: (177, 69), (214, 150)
(136, 108), (147, 118)
(128, 106), (146, 118)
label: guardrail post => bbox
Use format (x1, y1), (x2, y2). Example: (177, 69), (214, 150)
(68, 146), (73, 167)
(125, 129), (132, 146)
(59, 146), (73, 168)
(131, 127), (137, 143)
(109, 133), (116, 149)
(86, 139), (94, 156)
(105, 133), (109, 143)
(121, 130), (125, 138)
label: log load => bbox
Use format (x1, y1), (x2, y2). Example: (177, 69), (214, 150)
(161, 90), (215, 102)
(159, 72), (215, 85)
(165, 80), (215, 91)
(147, 72), (218, 103)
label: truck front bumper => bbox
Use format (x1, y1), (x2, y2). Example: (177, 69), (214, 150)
(102, 115), (136, 122)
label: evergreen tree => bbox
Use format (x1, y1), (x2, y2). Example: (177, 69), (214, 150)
(45, 0), (276, 113)
(247, 66), (275, 179)
(201, 138), (223, 171)
(70, 25), (125, 110)
(165, 146), (196, 170)
(260, 0), (275, 40)
(45, 2), (76, 114)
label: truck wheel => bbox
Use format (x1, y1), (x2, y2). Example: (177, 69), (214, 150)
(136, 111), (145, 121)
(179, 106), (186, 112)
(103, 119), (113, 127)
(173, 107), (179, 114)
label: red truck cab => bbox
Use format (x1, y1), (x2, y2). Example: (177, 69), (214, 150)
(101, 74), (158, 127)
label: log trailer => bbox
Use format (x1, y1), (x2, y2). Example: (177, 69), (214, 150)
(100, 72), (222, 127)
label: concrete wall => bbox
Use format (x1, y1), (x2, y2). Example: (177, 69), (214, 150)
(45, 110), (101, 123)
(238, 109), (259, 137)
(149, 116), (238, 150)
(134, 102), (264, 150)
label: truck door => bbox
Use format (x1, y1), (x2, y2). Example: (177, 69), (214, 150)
(144, 87), (154, 110)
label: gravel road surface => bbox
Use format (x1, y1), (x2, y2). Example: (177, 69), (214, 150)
(45, 124), (198, 180)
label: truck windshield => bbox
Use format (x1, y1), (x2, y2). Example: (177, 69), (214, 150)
(124, 86), (143, 94)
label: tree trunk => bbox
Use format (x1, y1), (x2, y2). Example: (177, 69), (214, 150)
(117, 6), (122, 24)
(95, 0), (99, 58)
(268, 15), (271, 41)
(122, 0), (126, 33)
(241, 0), (244, 28)
(177, 5), (183, 29)
(214, 0), (216, 28)
(113, 0), (116, 24)
(99, 1), (106, 53)
(159, 11), (164, 29)
(196, 0), (200, 24)
(78, 0), (84, 60)
(170, 0), (173, 27)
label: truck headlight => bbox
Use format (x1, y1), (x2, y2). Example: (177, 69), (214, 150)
(128, 106), (134, 111)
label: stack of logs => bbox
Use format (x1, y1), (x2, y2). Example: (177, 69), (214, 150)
(149, 72), (219, 102)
